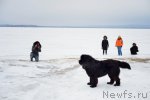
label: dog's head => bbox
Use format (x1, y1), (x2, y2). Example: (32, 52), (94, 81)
(79, 54), (95, 69)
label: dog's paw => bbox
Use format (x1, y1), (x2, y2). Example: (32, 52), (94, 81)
(107, 82), (114, 85)
(87, 82), (92, 85)
(90, 85), (97, 88)
(114, 84), (120, 86)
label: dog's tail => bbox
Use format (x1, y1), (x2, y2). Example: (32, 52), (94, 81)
(118, 61), (131, 70)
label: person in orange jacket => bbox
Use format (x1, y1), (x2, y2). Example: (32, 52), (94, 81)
(115, 36), (123, 56)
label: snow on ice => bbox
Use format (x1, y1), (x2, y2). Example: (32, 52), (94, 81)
(0, 27), (150, 100)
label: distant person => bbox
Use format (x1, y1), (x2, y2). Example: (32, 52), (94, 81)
(102, 35), (109, 55)
(130, 43), (139, 55)
(30, 41), (41, 62)
(115, 36), (123, 56)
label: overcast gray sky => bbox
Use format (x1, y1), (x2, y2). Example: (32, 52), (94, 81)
(0, 0), (150, 27)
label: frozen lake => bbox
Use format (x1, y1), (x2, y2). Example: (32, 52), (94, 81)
(0, 27), (150, 100)
(0, 27), (150, 59)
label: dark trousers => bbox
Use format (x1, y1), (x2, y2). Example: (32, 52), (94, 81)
(103, 50), (107, 55)
(30, 52), (39, 62)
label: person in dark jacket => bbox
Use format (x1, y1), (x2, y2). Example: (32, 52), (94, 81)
(102, 36), (109, 55)
(130, 43), (139, 55)
(30, 41), (42, 62)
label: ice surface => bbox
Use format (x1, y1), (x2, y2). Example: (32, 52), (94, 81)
(0, 27), (150, 100)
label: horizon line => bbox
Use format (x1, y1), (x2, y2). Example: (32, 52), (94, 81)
(0, 24), (150, 29)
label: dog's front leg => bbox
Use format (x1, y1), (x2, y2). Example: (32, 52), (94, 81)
(89, 77), (98, 88)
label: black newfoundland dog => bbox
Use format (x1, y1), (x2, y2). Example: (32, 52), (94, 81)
(79, 54), (131, 88)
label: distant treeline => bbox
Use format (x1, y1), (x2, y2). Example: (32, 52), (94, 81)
(0, 25), (150, 29)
